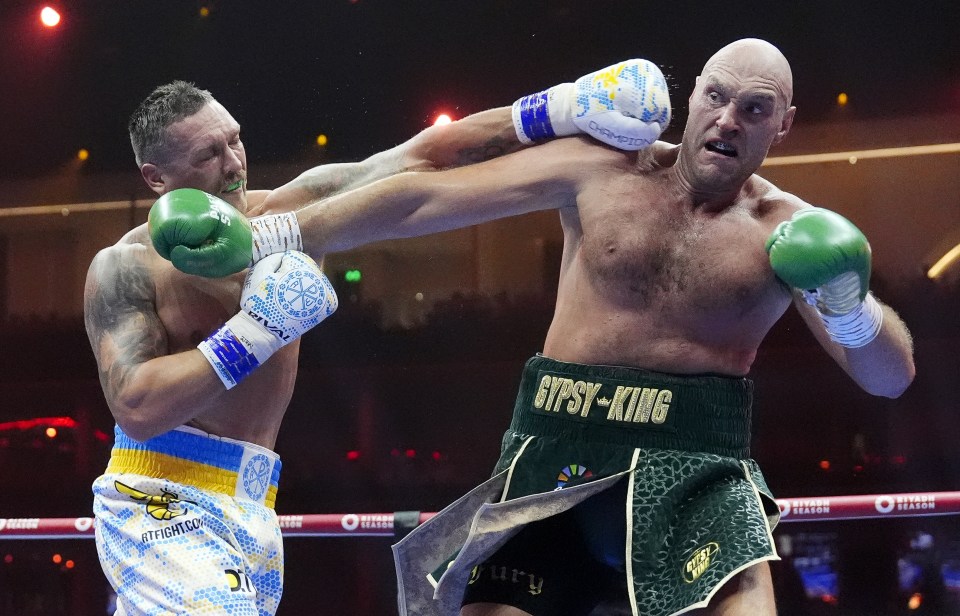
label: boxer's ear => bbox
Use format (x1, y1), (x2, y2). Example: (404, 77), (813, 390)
(774, 106), (796, 145)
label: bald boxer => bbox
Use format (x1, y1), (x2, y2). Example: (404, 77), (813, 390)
(152, 41), (914, 615)
(84, 64), (663, 615)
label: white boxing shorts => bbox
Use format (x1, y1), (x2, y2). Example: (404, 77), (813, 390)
(92, 425), (283, 615)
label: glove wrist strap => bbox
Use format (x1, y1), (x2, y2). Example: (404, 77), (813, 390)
(511, 83), (575, 144)
(250, 213), (303, 265)
(198, 312), (280, 389)
(817, 293), (883, 348)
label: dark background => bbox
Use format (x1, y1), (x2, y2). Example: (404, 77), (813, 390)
(1, 0), (958, 181)
(1, 1), (959, 614)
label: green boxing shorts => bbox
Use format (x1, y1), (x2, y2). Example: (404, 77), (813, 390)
(393, 355), (780, 616)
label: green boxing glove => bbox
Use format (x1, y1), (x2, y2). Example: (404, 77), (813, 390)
(766, 207), (883, 348)
(149, 188), (253, 278)
(149, 188), (303, 278)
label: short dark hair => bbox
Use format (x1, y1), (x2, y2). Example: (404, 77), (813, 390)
(128, 80), (215, 166)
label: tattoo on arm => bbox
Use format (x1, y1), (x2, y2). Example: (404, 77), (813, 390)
(450, 136), (523, 167)
(84, 250), (167, 404)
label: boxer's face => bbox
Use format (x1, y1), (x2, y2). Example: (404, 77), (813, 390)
(147, 101), (249, 213)
(680, 42), (795, 191)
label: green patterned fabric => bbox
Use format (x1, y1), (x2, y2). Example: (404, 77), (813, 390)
(393, 356), (781, 616)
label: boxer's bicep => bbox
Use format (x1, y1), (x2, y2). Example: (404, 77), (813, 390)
(84, 248), (168, 409)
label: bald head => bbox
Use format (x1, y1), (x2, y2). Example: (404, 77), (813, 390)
(702, 38), (793, 107)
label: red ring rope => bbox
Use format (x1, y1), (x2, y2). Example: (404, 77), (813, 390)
(2, 490), (957, 540)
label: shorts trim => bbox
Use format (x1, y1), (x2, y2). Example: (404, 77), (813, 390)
(106, 425), (281, 508)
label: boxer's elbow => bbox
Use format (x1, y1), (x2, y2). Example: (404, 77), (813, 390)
(862, 362), (916, 399)
(109, 388), (164, 442)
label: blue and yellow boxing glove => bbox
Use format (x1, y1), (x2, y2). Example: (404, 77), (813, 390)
(149, 188), (303, 278)
(198, 250), (337, 389)
(766, 207), (883, 348)
(512, 59), (672, 151)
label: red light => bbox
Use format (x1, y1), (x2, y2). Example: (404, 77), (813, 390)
(405, 449), (416, 458)
(908, 592), (923, 609)
(52, 554), (62, 564)
(345, 450), (360, 461)
(0, 417), (77, 432)
(3, 554), (12, 564)
(891, 455), (907, 465)
(40, 7), (61, 27)
(819, 460), (830, 470)
(65, 560), (75, 569)
(431, 451), (442, 461)
(853, 464), (864, 473)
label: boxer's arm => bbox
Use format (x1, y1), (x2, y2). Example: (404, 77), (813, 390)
(793, 294), (915, 398)
(293, 136), (591, 255)
(261, 57), (671, 215)
(83, 245), (228, 441)
(259, 107), (522, 215)
(766, 207), (916, 397)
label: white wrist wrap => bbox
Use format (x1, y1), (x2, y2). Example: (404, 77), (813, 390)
(250, 213), (303, 265)
(198, 312), (282, 389)
(817, 293), (883, 348)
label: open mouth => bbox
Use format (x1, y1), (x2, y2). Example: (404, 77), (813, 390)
(706, 141), (737, 157)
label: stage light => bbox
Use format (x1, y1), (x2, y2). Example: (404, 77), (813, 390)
(346, 450), (360, 460)
(344, 269), (361, 283)
(908, 592), (923, 610)
(433, 114), (452, 126)
(819, 460), (830, 470)
(40, 6), (61, 28)
(316, 134), (328, 147)
(77, 148), (89, 162)
(45, 427), (57, 438)
(52, 553), (62, 564)
(928, 244), (960, 280)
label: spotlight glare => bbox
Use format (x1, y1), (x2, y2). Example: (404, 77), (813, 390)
(40, 7), (61, 27)
(433, 114), (452, 126)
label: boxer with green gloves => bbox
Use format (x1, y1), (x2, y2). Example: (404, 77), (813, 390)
(766, 207), (883, 348)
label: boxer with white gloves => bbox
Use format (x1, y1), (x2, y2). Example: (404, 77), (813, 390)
(87, 70), (605, 615)
(199, 250), (337, 389)
(147, 58), (672, 279)
(512, 58), (671, 150)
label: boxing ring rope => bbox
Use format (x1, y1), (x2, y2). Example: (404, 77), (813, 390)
(2, 490), (958, 540)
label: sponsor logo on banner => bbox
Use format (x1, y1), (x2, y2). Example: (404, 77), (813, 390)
(875, 493), (936, 514)
(74, 517), (94, 532)
(340, 513), (392, 532)
(779, 498), (831, 517)
(278, 515), (303, 529)
(0, 518), (40, 532)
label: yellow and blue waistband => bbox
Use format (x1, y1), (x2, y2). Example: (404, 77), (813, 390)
(106, 425), (281, 509)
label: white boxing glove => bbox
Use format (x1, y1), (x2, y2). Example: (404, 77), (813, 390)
(198, 250), (338, 389)
(512, 59), (672, 151)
